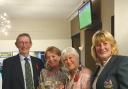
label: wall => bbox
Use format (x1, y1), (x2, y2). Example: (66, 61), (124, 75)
(101, 0), (114, 32)
(0, 39), (71, 52)
(0, 18), (72, 51)
(115, 0), (128, 55)
(0, 18), (71, 39)
(80, 30), (85, 66)
(71, 16), (80, 36)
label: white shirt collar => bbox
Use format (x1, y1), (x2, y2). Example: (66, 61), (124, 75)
(96, 56), (112, 67)
(19, 54), (31, 61)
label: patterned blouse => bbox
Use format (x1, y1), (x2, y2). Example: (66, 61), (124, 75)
(65, 68), (91, 89)
(37, 68), (68, 89)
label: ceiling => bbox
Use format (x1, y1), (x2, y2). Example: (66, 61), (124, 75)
(0, 0), (83, 20)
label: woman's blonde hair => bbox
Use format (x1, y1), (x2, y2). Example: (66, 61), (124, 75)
(91, 30), (118, 61)
(45, 46), (61, 59)
(45, 46), (62, 69)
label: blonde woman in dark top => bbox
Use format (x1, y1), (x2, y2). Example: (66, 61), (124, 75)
(91, 30), (128, 89)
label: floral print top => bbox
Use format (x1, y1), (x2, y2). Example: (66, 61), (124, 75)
(37, 68), (68, 89)
(65, 68), (91, 89)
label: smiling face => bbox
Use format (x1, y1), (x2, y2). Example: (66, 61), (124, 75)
(63, 54), (78, 71)
(61, 47), (79, 72)
(91, 30), (119, 64)
(45, 46), (61, 69)
(46, 51), (60, 68)
(95, 41), (112, 63)
(15, 35), (32, 56)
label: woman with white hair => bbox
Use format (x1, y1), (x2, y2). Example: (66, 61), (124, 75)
(61, 47), (92, 89)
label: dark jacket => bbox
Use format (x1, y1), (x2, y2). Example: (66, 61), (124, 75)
(2, 54), (44, 89)
(92, 55), (128, 89)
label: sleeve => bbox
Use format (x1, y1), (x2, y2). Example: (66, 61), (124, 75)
(2, 59), (11, 89)
(37, 69), (45, 89)
(39, 70), (45, 83)
(80, 68), (92, 89)
(117, 57), (128, 89)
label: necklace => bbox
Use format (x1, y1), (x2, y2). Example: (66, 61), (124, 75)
(67, 69), (80, 89)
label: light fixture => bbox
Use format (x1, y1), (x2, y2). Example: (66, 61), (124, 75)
(0, 12), (11, 36)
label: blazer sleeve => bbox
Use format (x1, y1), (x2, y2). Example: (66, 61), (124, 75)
(117, 56), (128, 89)
(2, 59), (11, 89)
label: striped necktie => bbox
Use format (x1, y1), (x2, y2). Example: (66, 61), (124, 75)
(24, 57), (35, 89)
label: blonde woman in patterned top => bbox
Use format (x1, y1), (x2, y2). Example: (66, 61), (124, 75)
(37, 46), (67, 89)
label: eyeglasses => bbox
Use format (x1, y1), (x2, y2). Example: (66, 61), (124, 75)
(17, 41), (31, 46)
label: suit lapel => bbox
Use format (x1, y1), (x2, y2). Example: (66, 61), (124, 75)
(31, 57), (38, 88)
(91, 65), (100, 84)
(14, 55), (25, 89)
(96, 55), (117, 88)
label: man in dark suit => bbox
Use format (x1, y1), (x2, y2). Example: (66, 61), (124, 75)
(2, 33), (44, 89)
(91, 30), (128, 89)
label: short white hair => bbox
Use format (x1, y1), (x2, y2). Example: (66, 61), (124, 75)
(61, 47), (79, 65)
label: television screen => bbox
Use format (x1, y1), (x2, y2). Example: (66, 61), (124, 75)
(78, 1), (92, 30)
